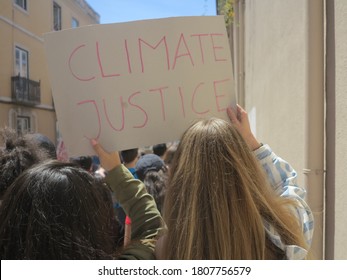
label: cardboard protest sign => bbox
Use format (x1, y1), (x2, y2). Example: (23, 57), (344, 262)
(44, 16), (236, 156)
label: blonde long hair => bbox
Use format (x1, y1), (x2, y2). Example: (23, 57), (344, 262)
(162, 118), (308, 259)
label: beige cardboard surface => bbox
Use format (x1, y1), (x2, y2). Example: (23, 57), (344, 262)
(44, 16), (235, 156)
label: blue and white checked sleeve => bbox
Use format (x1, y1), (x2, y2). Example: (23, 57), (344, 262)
(254, 144), (314, 260)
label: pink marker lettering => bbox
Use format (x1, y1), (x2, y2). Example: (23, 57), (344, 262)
(191, 82), (209, 115)
(96, 42), (120, 78)
(172, 33), (194, 70)
(128, 91), (149, 128)
(178, 86), (186, 118)
(69, 45), (95, 81)
(191, 33), (209, 64)
(213, 78), (230, 112)
(149, 86), (168, 121)
(210, 33), (227, 62)
(103, 97), (125, 131)
(76, 100), (101, 139)
(139, 36), (170, 73)
(124, 39), (132, 74)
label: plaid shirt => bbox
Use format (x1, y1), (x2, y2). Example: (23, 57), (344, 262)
(254, 144), (314, 260)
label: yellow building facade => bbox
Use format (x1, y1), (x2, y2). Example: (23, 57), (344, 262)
(0, 0), (99, 143)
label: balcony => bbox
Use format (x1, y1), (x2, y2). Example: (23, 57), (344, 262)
(11, 76), (41, 105)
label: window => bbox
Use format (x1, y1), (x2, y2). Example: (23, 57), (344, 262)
(15, 46), (28, 78)
(53, 2), (62, 31)
(15, 0), (27, 11)
(17, 116), (31, 135)
(72, 17), (79, 28)
(9, 109), (37, 135)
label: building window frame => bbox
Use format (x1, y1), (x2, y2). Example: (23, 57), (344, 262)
(15, 46), (29, 78)
(14, 0), (28, 11)
(72, 17), (79, 28)
(16, 115), (31, 135)
(9, 109), (37, 136)
(53, 2), (62, 31)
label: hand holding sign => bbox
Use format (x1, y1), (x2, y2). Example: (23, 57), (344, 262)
(91, 139), (121, 171)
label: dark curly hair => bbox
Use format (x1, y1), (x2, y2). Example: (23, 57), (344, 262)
(0, 160), (120, 259)
(0, 127), (54, 198)
(143, 169), (168, 213)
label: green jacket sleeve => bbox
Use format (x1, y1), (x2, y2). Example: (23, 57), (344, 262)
(105, 164), (164, 260)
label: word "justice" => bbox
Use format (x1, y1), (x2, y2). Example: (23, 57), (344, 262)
(76, 78), (230, 139)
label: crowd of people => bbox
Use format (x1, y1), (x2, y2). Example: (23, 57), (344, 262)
(0, 105), (314, 259)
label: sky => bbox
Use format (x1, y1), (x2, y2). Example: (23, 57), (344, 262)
(86, 0), (217, 24)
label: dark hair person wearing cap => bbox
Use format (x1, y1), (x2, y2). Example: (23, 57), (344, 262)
(135, 154), (168, 213)
(135, 154), (166, 181)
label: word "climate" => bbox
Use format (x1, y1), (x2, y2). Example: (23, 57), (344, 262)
(68, 32), (228, 82)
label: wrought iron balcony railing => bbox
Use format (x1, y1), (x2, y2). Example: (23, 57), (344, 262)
(11, 76), (41, 105)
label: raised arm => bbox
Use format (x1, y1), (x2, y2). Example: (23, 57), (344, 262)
(92, 140), (164, 259)
(254, 144), (314, 251)
(227, 105), (314, 255)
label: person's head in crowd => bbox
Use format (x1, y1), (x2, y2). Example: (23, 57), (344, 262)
(0, 128), (56, 199)
(0, 160), (119, 259)
(24, 133), (57, 159)
(160, 117), (309, 260)
(70, 155), (93, 172)
(135, 154), (166, 181)
(163, 143), (178, 169)
(135, 154), (168, 213)
(120, 148), (139, 168)
(152, 143), (167, 159)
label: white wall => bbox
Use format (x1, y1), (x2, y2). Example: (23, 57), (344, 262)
(244, 0), (307, 187)
(242, 0), (347, 260)
(334, 0), (347, 260)
(242, 0), (328, 259)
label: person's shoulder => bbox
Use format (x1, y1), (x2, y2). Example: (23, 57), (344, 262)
(127, 167), (138, 178)
(118, 242), (156, 260)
